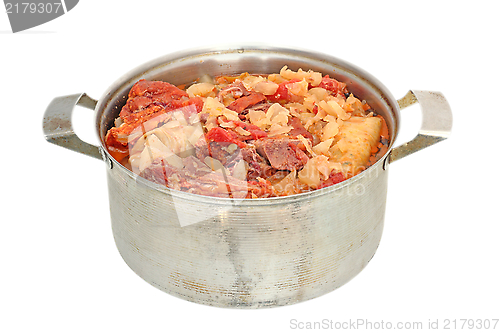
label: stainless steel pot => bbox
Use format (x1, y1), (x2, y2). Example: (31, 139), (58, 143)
(43, 45), (452, 308)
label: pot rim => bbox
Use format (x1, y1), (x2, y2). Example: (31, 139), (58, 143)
(95, 44), (399, 204)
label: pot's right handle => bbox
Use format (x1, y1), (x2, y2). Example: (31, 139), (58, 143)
(43, 93), (103, 160)
(388, 90), (452, 164)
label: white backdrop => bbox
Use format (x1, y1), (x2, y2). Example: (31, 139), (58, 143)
(2, 1), (499, 332)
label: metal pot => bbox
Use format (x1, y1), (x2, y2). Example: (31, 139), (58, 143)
(43, 45), (452, 308)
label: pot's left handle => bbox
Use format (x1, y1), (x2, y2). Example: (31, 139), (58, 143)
(43, 93), (103, 160)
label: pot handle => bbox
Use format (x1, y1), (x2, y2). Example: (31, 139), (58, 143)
(388, 90), (452, 164)
(43, 93), (103, 160)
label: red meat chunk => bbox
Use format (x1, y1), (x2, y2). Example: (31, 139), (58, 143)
(254, 138), (309, 171)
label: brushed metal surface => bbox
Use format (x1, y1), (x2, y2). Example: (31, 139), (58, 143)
(390, 90), (453, 163)
(43, 93), (101, 160)
(107, 161), (388, 308)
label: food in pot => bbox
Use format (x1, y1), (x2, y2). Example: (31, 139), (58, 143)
(105, 66), (389, 198)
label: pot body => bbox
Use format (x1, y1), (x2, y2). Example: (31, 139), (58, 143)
(108, 157), (387, 308)
(43, 45), (452, 308)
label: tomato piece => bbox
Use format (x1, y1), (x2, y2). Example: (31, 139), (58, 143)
(246, 180), (274, 198)
(318, 75), (347, 96)
(266, 79), (301, 103)
(177, 97), (204, 120)
(184, 96), (204, 113)
(231, 120), (268, 140)
(205, 127), (246, 148)
(317, 171), (346, 189)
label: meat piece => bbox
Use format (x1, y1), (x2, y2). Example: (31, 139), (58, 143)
(188, 171), (250, 199)
(238, 101), (272, 120)
(208, 142), (240, 166)
(254, 138), (309, 171)
(227, 92), (266, 113)
(182, 156), (212, 178)
(217, 81), (249, 102)
(139, 158), (178, 186)
(241, 146), (275, 180)
(140, 155), (250, 198)
(120, 79), (189, 122)
(248, 102), (271, 112)
(193, 134), (210, 161)
(191, 171), (275, 198)
(128, 79), (188, 99)
(105, 80), (201, 161)
(288, 117), (313, 142)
